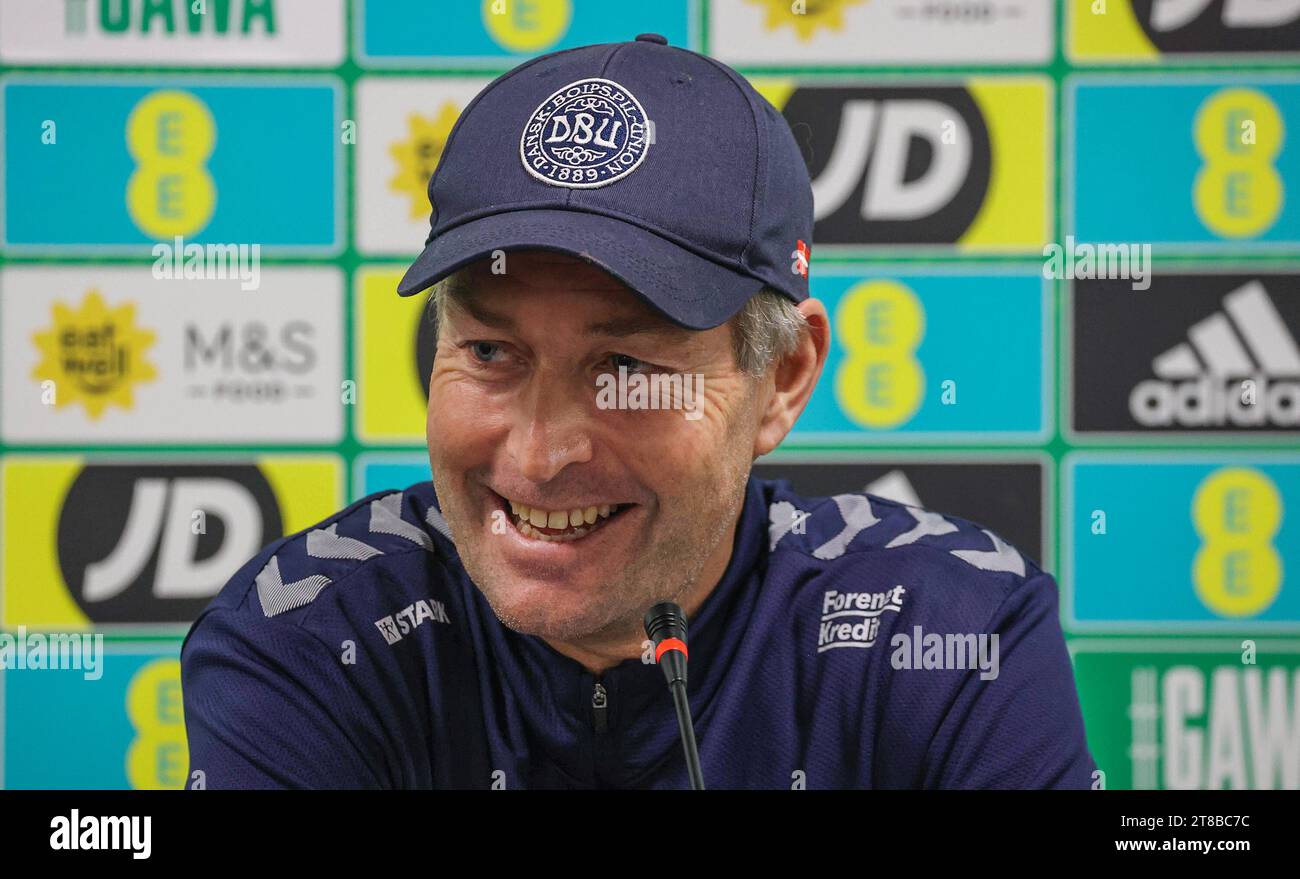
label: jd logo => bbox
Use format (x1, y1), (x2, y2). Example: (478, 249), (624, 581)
(57, 464), (281, 623)
(784, 86), (990, 246)
(1137, 0), (1300, 52)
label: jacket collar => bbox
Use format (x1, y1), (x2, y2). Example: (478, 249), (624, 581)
(453, 476), (769, 787)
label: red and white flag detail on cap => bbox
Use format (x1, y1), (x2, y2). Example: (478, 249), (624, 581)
(793, 239), (810, 277)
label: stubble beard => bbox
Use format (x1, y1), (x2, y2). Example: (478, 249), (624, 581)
(431, 456), (751, 646)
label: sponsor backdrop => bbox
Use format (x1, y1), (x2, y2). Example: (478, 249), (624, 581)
(0, 0), (1297, 790)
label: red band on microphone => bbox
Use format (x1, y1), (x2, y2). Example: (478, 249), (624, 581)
(655, 637), (688, 663)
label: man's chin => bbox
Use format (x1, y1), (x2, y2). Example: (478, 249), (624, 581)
(475, 581), (628, 643)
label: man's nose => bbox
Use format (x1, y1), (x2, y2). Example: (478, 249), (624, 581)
(506, 373), (595, 484)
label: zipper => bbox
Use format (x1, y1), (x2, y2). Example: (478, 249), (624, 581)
(591, 680), (608, 734)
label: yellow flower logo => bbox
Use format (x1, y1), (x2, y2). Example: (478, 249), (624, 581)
(746, 0), (867, 41)
(389, 104), (463, 220)
(31, 290), (158, 419)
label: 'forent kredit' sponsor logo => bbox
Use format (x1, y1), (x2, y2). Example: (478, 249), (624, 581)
(756, 79), (1050, 252)
(1070, 0), (1300, 61)
(818, 586), (906, 653)
(1072, 273), (1300, 434)
(1, 456), (342, 628)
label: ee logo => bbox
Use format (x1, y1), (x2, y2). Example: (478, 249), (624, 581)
(126, 90), (217, 239)
(1191, 467), (1283, 618)
(833, 279), (925, 430)
(1193, 88), (1284, 240)
(125, 658), (189, 790)
(482, 0), (571, 53)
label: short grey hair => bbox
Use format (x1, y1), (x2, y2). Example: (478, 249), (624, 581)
(729, 287), (808, 376)
(426, 274), (806, 377)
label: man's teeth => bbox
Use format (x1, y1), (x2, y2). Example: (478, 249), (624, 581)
(508, 500), (614, 531)
(503, 499), (620, 543)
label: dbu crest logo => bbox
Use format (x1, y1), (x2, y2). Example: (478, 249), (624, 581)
(520, 78), (649, 188)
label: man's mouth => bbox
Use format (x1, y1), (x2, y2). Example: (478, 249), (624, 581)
(497, 494), (633, 543)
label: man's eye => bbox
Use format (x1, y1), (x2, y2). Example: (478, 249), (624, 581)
(467, 341), (503, 363)
(609, 353), (650, 372)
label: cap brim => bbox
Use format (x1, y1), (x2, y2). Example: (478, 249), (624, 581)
(397, 209), (766, 330)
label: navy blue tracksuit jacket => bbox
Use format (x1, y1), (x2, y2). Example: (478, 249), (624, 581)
(181, 477), (1096, 789)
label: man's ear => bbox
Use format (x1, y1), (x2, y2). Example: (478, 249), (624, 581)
(752, 298), (830, 458)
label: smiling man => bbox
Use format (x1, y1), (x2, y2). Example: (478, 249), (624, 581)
(181, 34), (1095, 789)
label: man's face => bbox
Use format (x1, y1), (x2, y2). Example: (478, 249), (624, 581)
(426, 251), (759, 644)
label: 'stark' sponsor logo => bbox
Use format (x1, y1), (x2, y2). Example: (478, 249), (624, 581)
(818, 586), (906, 652)
(1137, 0), (1300, 54)
(784, 86), (991, 245)
(58, 464), (281, 623)
(183, 319), (318, 404)
(375, 598), (451, 645)
(1130, 282), (1300, 428)
(31, 290), (158, 419)
(520, 78), (650, 189)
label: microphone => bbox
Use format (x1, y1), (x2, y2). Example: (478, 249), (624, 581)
(644, 601), (705, 790)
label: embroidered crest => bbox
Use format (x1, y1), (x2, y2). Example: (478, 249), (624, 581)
(519, 78), (650, 189)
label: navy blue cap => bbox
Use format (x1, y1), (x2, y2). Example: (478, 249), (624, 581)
(396, 35), (813, 330)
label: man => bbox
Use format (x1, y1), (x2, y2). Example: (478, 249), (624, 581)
(181, 34), (1095, 789)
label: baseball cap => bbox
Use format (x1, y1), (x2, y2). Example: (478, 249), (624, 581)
(397, 33), (813, 330)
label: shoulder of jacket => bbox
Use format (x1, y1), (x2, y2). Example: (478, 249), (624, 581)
(201, 481), (455, 622)
(763, 484), (1045, 590)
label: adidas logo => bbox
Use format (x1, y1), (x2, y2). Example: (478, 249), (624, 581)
(1129, 281), (1300, 428)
